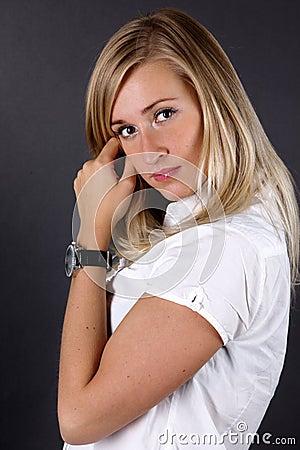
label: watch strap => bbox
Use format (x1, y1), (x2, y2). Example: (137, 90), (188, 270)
(77, 249), (112, 270)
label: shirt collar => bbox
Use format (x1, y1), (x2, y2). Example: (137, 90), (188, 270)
(163, 193), (203, 227)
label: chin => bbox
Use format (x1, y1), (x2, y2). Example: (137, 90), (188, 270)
(156, 183), (195, 201)
(140, 175), (196, 201)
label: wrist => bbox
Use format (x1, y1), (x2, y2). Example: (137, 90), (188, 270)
(77, 227), (111, 251)
(65, 241), (112, 279)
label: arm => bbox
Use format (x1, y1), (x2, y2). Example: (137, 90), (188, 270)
(58, 286), (222, 445)
(58, 139), (222, 444)
(58, 267), (106, 441)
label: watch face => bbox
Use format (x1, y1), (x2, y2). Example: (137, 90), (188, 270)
(65, 244), (76, 277)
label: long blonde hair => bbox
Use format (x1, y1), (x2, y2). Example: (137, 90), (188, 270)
(85, 8), (299, 292)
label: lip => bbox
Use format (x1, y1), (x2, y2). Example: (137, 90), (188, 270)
(151, 166), (181, 182)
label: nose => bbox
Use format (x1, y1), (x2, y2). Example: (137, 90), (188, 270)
(139, 129), (169, 165)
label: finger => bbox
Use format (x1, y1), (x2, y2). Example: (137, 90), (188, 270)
(96, 137), (120, 164)
(81, 160), (94, 171)
(120, 156), (137, 181)
(116, 176), (136, 196)
(73, 178), (80, 198)
(115, 157), (136, 193)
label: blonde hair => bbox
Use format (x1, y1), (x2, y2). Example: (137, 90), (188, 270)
(85, 8), (299, 292)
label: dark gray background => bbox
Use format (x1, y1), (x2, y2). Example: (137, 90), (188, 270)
(1, 1), (299, 448)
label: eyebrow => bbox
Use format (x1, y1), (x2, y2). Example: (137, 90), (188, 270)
(111, 97), (178, 126)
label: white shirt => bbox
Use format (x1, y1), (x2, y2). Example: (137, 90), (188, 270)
(64, 193), (290, 450)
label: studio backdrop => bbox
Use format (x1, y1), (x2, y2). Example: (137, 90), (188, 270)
(1, 1), (299, 449)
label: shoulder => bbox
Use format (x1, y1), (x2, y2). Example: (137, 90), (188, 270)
(226, 200), (287, 259)
(155, 199), (286, 273)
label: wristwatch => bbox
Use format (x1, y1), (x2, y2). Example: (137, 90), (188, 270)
(64, 241), (112, 277)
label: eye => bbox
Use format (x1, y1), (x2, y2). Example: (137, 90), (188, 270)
(115, 125), (137, 139)
(154, 107), (178, 123)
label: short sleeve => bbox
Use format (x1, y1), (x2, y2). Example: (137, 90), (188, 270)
(144, 222), (264, 345)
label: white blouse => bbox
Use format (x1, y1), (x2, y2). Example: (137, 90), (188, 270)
(63, 193), (290, 450)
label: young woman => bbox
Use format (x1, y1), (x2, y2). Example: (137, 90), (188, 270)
(58, 8), (299, 449)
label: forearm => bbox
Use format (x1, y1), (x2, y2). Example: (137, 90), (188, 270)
(58, 139), (136, 443)
(58, 267), (107, 436)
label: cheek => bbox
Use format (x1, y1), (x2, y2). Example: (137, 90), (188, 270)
(171, 116), (202, 148)
(171, 132), (202, 164)
(183, 123), (203, 163)
(117, 138), (139, 156)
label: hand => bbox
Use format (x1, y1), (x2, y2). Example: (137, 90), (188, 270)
(73, 138), (136, 250)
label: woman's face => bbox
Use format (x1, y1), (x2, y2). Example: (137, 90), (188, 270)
(111, 61), (203, 200)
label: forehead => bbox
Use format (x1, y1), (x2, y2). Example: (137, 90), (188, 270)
(111, 61), (191, 120)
